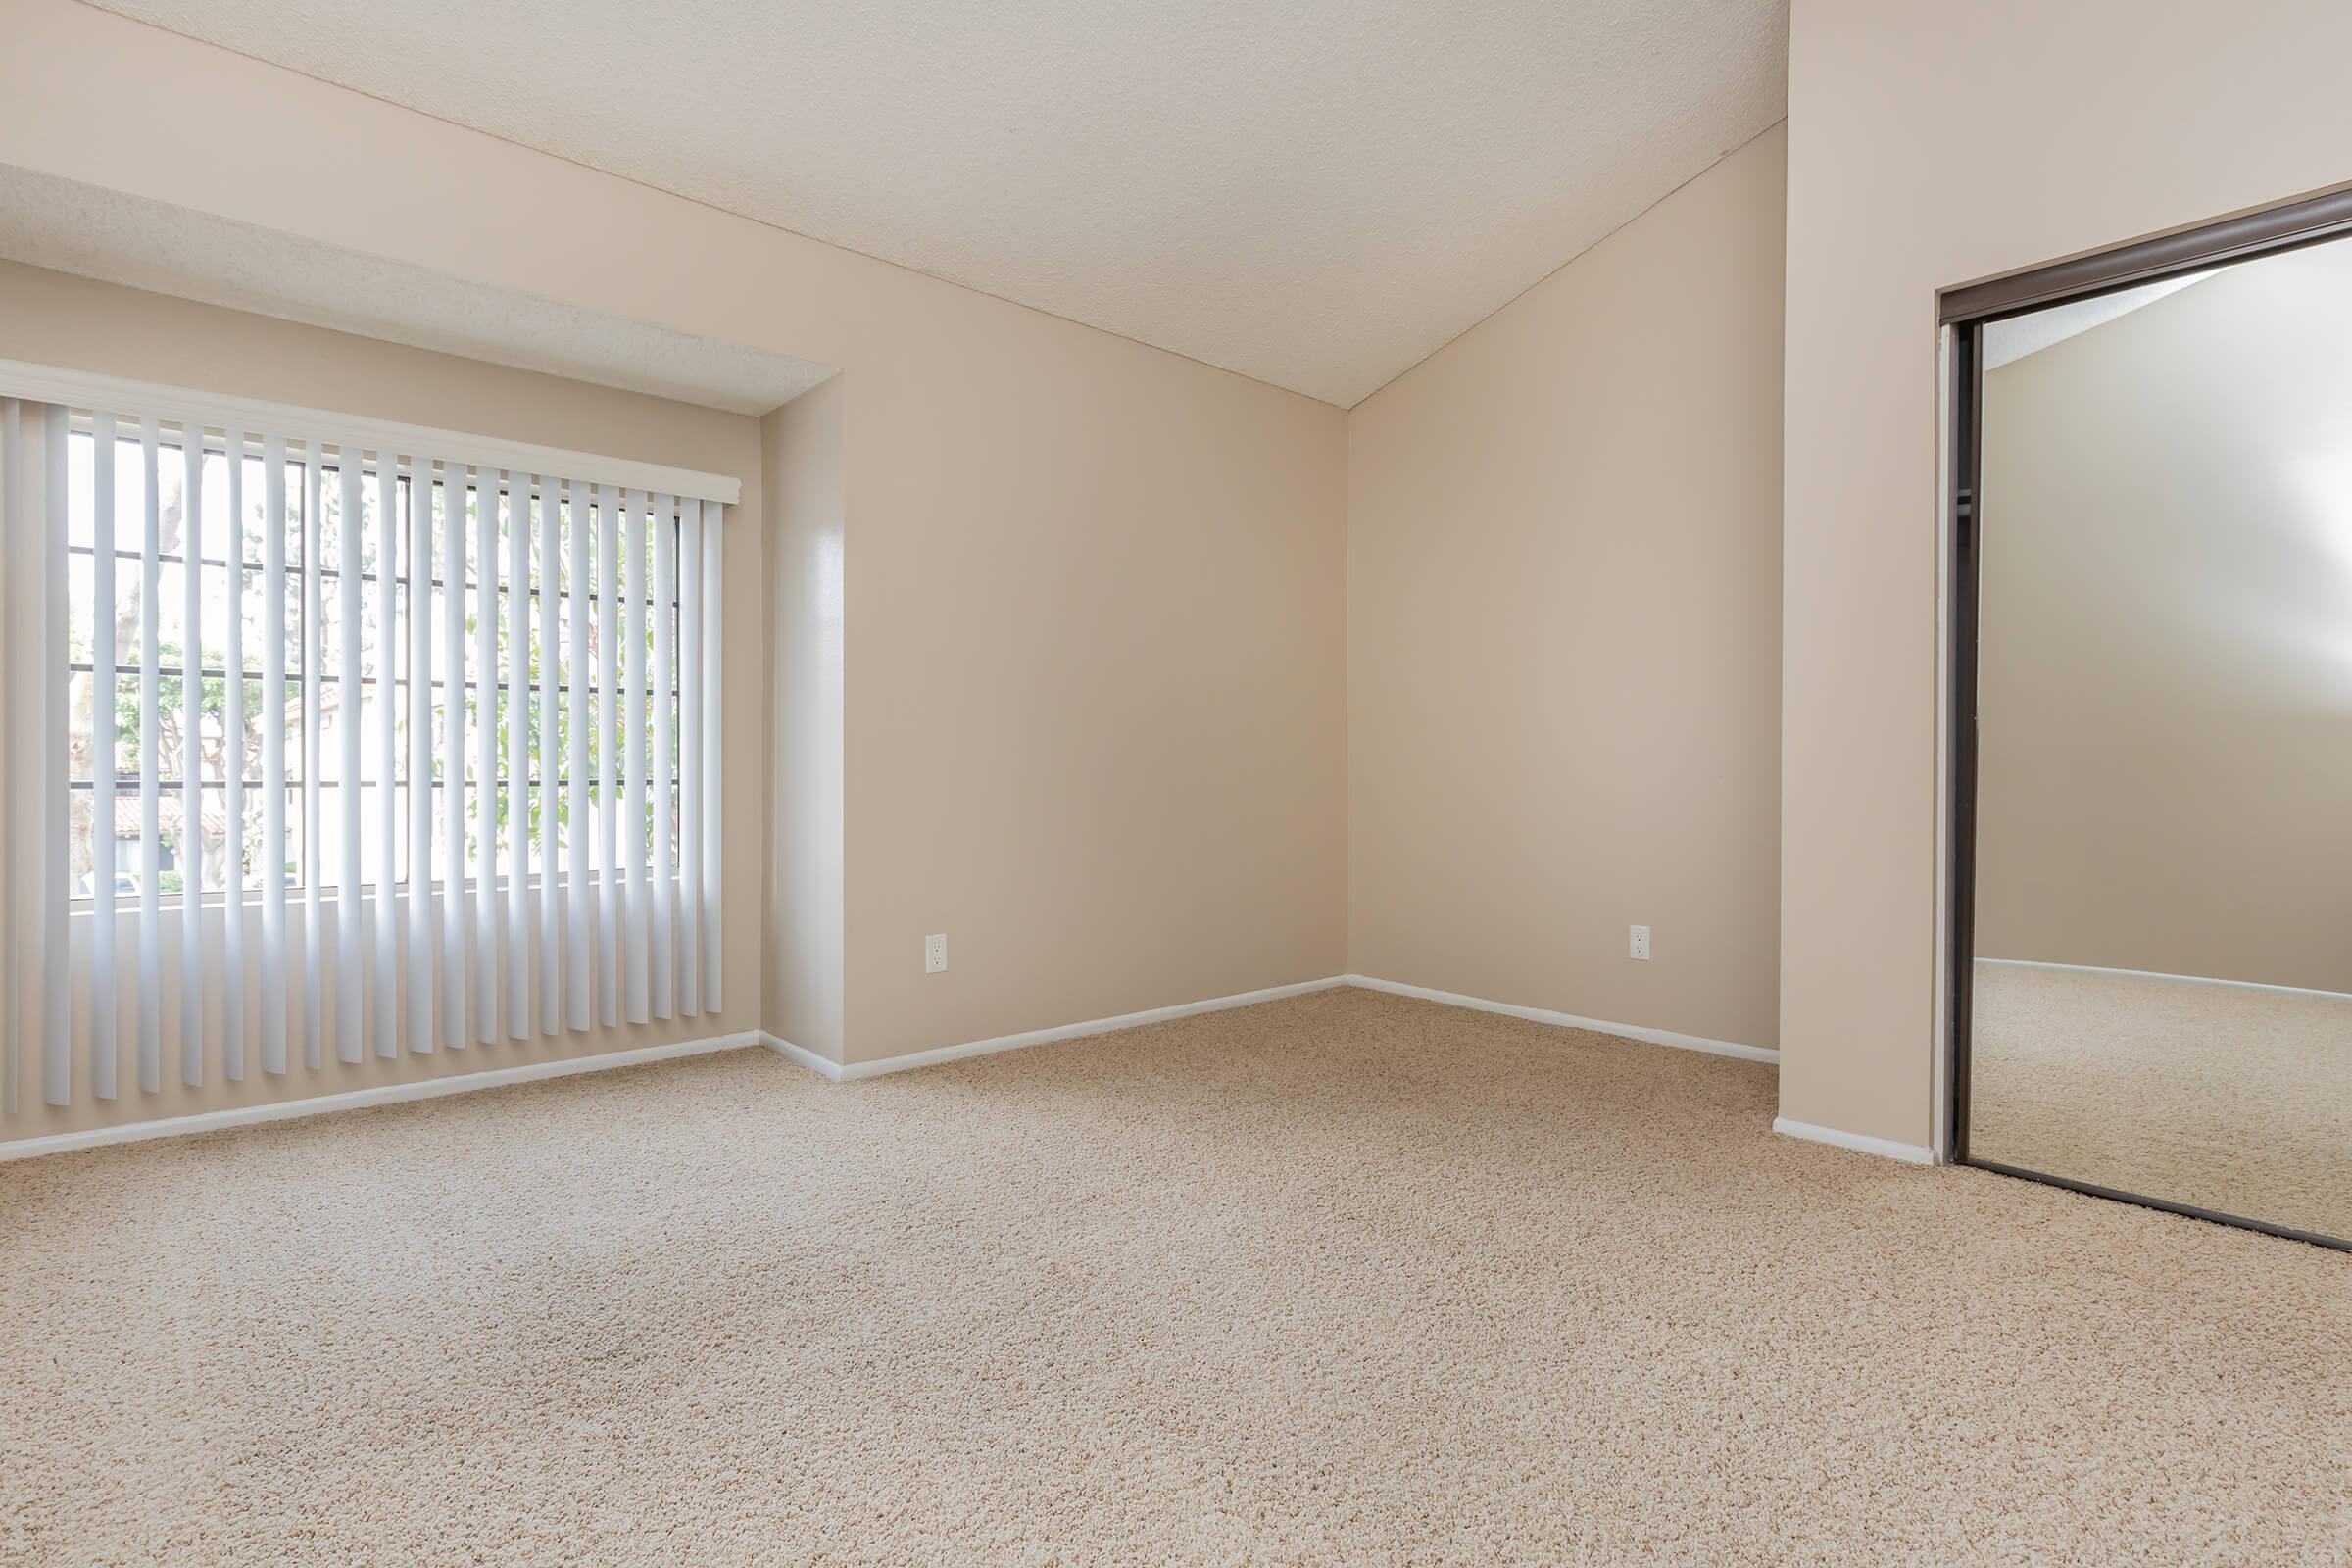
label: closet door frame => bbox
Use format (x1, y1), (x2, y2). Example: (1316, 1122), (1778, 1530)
(1939, 185), (2352, 1252)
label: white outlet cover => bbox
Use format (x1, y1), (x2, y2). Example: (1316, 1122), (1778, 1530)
(924, 933), (949, 974)
(1629, 925), (1651, 960)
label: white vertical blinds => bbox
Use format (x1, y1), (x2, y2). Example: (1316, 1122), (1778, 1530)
(139, 416), (165, 1091)
(596, 484), (620, 1029)
(262, 434), (289, 1074)
(89, 412), (119, 1098)
(301, 448), (325, 1071)
(372, 451), (399, 1061)
(565, 482), (592, 1032)
(506, 472), (532, 1041)
(471, 471), (499, 1046)
(441, 463), (470, 1052)
(621, 491), (649, 1025)
(406, 456), (435, 1055)
(537, 478), (561, 1039)
(1, 384), (730, 1111)
(43, 408), (71, 1109)
(678, 497), (704, 1018)
(701, 507), (725, 1013)
(222, 430), (248, 1082)
(181, 430), (206, 1087)
(651, 495), (676, 1021)
(335, 458), (364, 1065)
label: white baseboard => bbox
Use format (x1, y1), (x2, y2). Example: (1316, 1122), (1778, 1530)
(767, 974), (1775, 1082)
(1343, 974), (1779, 1064)
(1772, 1116), (1936, 1166)
(763, 976), (1351, 1082)
(1976, 956), (2352, 1003)
(761, 1033), (846, 1082)
(0, 1031), (764, 1162)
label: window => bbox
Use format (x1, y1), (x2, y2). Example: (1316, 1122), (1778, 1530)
(64, 431), (653, 894)
(3, 378), (729, 1110)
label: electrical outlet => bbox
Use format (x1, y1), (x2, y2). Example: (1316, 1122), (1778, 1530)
(1629, 924), (1651, 961)
(924, 933), (949, 974)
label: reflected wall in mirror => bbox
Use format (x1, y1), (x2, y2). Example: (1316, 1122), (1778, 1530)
(1966, 232), (2352, 1246)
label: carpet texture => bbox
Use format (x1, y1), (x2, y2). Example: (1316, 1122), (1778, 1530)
(3, 986), (2347, 1565)
(1970, 961), (2352, 1241)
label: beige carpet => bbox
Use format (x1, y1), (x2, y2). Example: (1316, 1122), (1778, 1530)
(4, 987), (2346, 1566)
(1971, 961), (2352, 1241)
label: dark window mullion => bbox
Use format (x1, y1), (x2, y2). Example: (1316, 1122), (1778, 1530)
(71, 663), (687, 700)
(69, 550), (688, 609)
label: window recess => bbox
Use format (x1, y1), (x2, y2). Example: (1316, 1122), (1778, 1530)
(0, 364), (731, 1110)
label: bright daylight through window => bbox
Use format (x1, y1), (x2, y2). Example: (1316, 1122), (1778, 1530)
(2, 385), (727, 1110)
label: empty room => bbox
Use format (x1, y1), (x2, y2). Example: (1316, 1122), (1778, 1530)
(1, 1), (2345, 1562)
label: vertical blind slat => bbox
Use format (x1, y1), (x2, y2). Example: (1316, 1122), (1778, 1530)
(301, 441), (324, 1070)
(90, 411), (120, 1095)
(506, 474), (532, 1039)
(702, 508), (724, 1012)
(564, 479), (591, 1032)
(221, 429), (247, 1082)
(43, 407), (71, 1107)
(472, 470), (500, 1044)
(651, 493), (675, 1021)
(182, 424), (208, 1087)
(372, 453), (400, 1058)
(335, 453), (364, 1062)
(597, 483), (619, 1029)
(408, 461), (436, 1054)
(678, 496), (703, 1019)
(539, 477), (561, 1036)
(621, 489), (649, 1024)
(441, 465), (470, 1049)
(260, 433), (288, 1075)
(139, 417), (165, 1091)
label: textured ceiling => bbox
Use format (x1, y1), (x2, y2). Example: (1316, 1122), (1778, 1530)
(85, 0), (1789, 407)
(0, 165), (836, 415)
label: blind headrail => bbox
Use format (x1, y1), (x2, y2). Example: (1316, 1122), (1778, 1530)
(0, 358), (743, 507)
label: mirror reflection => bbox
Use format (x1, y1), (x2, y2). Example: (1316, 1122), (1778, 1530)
(1968, 235), (2352, 1243)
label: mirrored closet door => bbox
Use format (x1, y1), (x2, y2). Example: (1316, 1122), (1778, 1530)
(1947, 197), (2352, 1249)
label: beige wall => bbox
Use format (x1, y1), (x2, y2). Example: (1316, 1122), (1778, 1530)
(0, 261), (771, 1136)
(761, 377), (847, 1062)
(1782, 0), (2352, 1146)
(1, 0), (1349, 1082)
(838, 318), (1347, 1065)
(1974, 244), (2352, 993)
(1348, 125), (1786, 1050)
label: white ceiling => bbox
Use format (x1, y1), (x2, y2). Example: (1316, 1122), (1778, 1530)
(85, 0), (1789, 407)
(0, 165), (836, 415)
